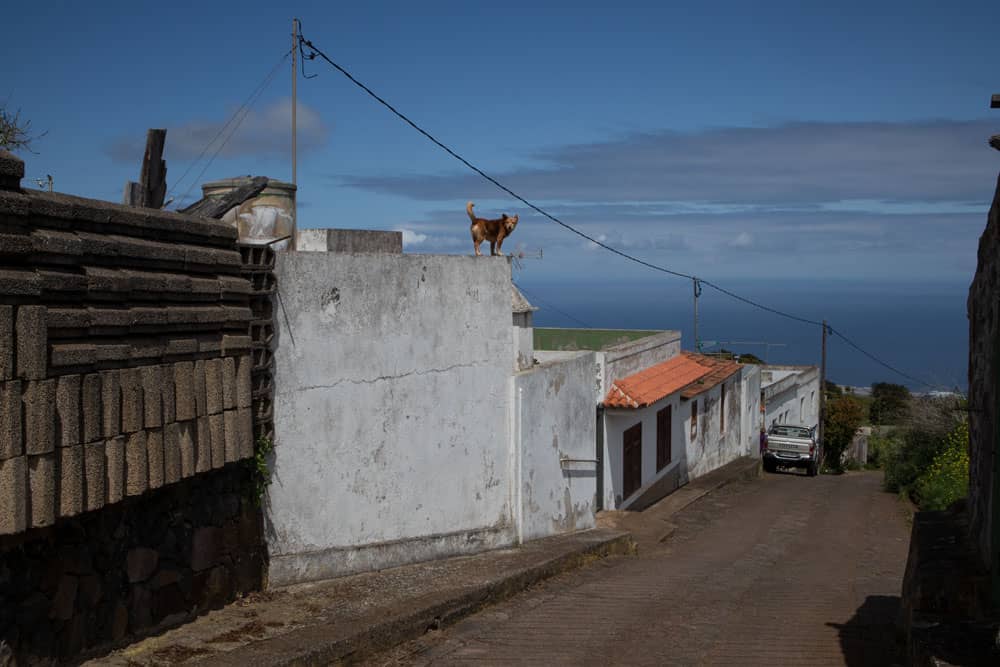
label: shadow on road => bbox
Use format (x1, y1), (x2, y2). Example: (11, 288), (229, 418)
(827, 595), (903, 667)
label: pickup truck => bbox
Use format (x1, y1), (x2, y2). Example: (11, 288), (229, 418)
(763, 424), (820, 476)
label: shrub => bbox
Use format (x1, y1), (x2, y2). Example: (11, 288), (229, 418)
(823, 396), (865, 473)
(843, 457), (863, 471)
(913, 422), (969, 511)
(881, 428), (941, 494)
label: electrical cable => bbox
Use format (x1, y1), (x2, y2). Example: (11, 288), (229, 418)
(295, 31), (939, 390)
(828, 326), (933, 389)
(166, 47), (293, 208)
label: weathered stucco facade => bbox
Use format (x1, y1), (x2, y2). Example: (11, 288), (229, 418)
(599, 348), (756, 511)
(267, 252), (515, 585)
(515, 351), (598, 541)
(761, 365), (820, 430)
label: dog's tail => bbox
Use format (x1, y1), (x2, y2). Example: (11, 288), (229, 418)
(466, 201), (477, 223)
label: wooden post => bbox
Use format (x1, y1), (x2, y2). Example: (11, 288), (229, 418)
(991, 94), (999, 152)
(123, 129), (167, 208)
(819, 320), (828, 453)
(292, 18), (298, 188)
(139, 129), (167, 208)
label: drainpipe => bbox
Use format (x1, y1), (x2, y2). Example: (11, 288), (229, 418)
(596, 405), (605, 511)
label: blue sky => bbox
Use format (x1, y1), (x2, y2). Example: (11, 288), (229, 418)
(3, 1), (998, 384)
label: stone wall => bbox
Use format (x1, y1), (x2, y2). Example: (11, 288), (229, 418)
(968, 171), (1000, 579)
(0, 466), (263, 663)
(0, 152), (254, 534)
(0, 152), (266, 661)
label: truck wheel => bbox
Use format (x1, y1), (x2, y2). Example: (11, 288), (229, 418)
(807, 463), (818, 477)
(763, 460), (776, 474)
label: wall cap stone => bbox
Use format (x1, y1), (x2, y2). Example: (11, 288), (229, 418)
(0, 150), (24, 191)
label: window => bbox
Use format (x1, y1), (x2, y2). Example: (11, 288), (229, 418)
(690, 400), (698, 439)
(623, 423), (642, 500)
(800, 397), (805, 420)
(720, 383), (727, 432)
(656, 405), (672, 471)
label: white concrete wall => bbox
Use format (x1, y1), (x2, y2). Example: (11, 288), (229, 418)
(685, 376), (744, 480)
(603, 393), (685, 510)
(740, 364), (762, 456)
(267, 252), (515, 585)
(515, 352), (598, 540)
(513, 320), (534, 371)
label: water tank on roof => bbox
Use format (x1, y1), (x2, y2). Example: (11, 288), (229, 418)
(201, 177), (296, 251)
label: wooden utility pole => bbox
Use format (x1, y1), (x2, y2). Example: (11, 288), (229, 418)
(819, 319), (828, 450)
(290, 17), (300, 251)
(693, 278), (702, 352)
(292, 18), (298, 187)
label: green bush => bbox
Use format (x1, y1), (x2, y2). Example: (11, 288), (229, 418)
(881, 427), (946, 495)
(913, 422), (969, 511)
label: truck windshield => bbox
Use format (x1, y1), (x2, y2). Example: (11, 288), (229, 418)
(769, 425), (812, 438)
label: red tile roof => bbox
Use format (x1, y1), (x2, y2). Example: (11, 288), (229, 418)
(603, 352), (742, 409)
(679, 354), (742, 400)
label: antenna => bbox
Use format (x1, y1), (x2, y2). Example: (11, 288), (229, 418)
(509, 244), (544, 272)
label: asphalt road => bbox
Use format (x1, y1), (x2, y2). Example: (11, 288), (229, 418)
(370, 470), (911, 666)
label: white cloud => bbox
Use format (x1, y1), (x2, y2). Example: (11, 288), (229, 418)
(338, 118), (997, 206)
(398, 228), (428, 247)
(106, 98), (330, 163)
(728, 231), (753, 248)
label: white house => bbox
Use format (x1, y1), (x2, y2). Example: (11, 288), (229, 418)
(760, 364), (821, 431)
(599, 352), (756, 510)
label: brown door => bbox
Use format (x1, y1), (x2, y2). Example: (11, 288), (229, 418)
(623, 423), (642, 500)
(657, 406), (672, 471)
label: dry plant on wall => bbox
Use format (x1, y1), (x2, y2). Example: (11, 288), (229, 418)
(0, 106), (46, 153)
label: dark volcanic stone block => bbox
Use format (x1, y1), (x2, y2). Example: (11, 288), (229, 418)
(23, 379), (56, 455)
(0, 379), (21, 460)
(56, 374), (81, 448)
(15, 305), (46, 380)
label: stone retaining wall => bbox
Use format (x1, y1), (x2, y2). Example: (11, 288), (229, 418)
(0, 151), (254, 534)
(0, 151), (267, 661)
(968, 171), (1000, 580)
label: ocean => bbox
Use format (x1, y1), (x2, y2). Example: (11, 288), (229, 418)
(522, 277), (969, 392)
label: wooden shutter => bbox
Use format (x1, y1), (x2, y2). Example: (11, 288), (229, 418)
(656, 405), (672, 471)
(623, 423), (642, 500)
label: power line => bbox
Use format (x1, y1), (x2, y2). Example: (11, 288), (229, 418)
(166, 47), (293, 209)
(828, 326), (932, 389)
(296, 35), (819, 327)
(295, 31), (937, 390)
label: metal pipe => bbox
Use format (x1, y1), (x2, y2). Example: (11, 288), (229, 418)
(515, 386), (524, 545)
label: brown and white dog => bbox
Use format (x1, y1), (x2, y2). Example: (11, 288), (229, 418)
(468, 202), (518, 256)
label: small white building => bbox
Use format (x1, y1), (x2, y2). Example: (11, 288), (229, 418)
(600, 352), (755, 510)
(760, 364), (821, 430)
